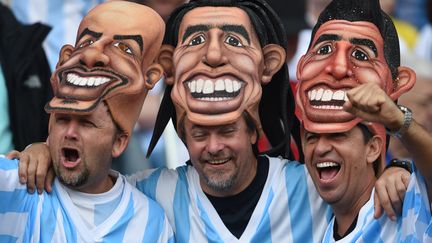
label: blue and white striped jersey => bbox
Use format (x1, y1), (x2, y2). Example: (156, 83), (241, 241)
(322, 165), (432, 242)
(127, 156), (332, 243)
(0, 157), (174, 243)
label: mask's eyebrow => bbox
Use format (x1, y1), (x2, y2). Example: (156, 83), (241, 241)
(114, 35), (144, 53)
(350, 38), (378, 56)
(182, 24), (210, 44)
(220, 25), (250, 44)
(313, 34), (341, 48)
(76, 28), (102, 44)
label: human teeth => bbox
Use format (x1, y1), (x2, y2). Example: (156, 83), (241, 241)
(225, 79), (233, 93)
(322, 89), (332, 101)
(203, 80), (213, 94)
(196, 79), (204, 93)
(333, 90), (345, 100)
(316, 88), (323, 100)
(317, 162), (339, 168)
(215, 79), (224, 91)
(190, 80), (196, 93)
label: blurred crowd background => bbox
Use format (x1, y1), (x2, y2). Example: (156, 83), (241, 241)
(0, 0), (431, 174)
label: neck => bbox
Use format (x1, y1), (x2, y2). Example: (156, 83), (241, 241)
(332, 178), (375, 236)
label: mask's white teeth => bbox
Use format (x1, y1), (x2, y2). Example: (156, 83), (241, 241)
(332, 90), (345, 100)
(66, 73), (111, 87)
(322, 90), (332, 101)
(203, 80), (213, 94)
(225, 79), (233, 93)
(196, 79), (204, 93)
(316, 88), (324, 100)
(316, 162), (339, 168)
(214, 79), (224, 91)
(187, 79), (242, 95)
(190, 80), (196, 93)
(233, 81), (241, 92)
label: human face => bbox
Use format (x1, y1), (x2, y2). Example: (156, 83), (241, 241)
(183, 116), (258, 197)
(171, 7), (267, 127)
(48, 3), (162, 114)
(48, 104), (122, 193)
(302, 126), (378, 207)
(297, 20), (393, 133)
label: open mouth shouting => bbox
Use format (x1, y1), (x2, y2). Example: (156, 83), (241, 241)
(61, 147), (82, 169)
(316, 161), (341, 181)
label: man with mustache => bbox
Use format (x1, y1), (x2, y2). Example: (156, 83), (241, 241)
(0, 2), (174, 242)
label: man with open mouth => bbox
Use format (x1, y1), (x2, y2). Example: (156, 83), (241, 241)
(298, 0), (432, 242)
(0, 2), (174, 242)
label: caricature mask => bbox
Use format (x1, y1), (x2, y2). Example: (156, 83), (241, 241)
(45, 1), (165, 136)
(295, 0), (415, 133)
(165, 5), (285, 135)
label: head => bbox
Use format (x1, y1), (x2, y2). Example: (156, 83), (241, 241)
(296, 0), (415, 133)
(182, 113), (258, 196)
(302, 123), (382, 207)
(149, 0), (295, 158)
(46, 1), (165, 136)
(137, 0), (189, 21)
(48, 102), (128, 193)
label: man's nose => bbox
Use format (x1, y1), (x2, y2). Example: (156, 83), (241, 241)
(207, 135), (224, 155)
(64, 122), (79, 141)
(314, 137), (333, 156)
(79, 40), (110, 68)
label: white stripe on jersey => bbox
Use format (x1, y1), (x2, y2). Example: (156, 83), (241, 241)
(128, 156), (332, 243)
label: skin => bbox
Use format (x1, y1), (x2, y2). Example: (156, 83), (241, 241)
(296, 19), (414, 133)
(183, 116), (257, 197)
(302, 125), (381, 235)
(48, 103), (127, 193)
(47, 1), (164, 119)
(161, 6), (285, 130)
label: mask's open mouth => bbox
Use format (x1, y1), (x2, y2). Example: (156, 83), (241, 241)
(307, 88), (348, 110)
(317, 162), (341, 181)
(185, 78), (243, 102)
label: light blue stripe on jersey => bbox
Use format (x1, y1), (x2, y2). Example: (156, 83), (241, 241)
(0, 158), (20, 170)
(284, 162), (314, 243)
(0, 235), (17, 242)
(104, 192), (134, 242)
(174, 166), (191, 243)
(94, 193), (122, 226)
(142, 197), (168, 243)
(250, 189), (274, 243)
(196, 196), (224, 242)
(135, 168), (163, 199)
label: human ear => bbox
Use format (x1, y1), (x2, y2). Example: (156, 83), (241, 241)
(261, 44), (286, 85)
(389, 66), (416, 100)
(156, 44), (175, 85)
(112, 133), (129, 158)
(144, 63), (164, 90)
(366, 135), (382, 165)
(56, 44), (74, 68)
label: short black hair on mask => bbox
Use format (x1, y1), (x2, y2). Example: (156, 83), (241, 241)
(309, 0), (400, 80)
(148, 0), (300, 159)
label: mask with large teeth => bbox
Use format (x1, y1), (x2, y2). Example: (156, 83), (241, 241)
(185, 78), (243, 100)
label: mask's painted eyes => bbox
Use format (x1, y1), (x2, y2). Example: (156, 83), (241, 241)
(351, 49), (369, 61)
(224, 36), (243, 47)
(188, 35), (205, 46)
(113, 42), (133, 55)
(78, 39), (94, 49)
(317, 44), (332, 55)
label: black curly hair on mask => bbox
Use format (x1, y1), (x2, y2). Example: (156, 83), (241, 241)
(147, 0), (301, 160)
(309, 0), (400, 80)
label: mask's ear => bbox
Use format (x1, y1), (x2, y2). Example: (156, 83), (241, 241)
(297, 54), (306, 81)
(261, 44), (286, 85)
(389, 66), (416, 100)
(156, 44), (175, 85)
(56, 44), (74, 68)
(144, 63), (164, 90)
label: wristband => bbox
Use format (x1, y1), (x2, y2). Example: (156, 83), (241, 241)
(386, 158), (413, 173)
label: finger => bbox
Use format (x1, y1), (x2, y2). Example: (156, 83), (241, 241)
(373, 192), (383, 219)
(26, 156), (38, 194)
(396, 177), (409, 204)
(384, 185), (399, 220)
(36, 154), (50, 194)
(45, 168), (55, 193)
(18, 153), (29, 184)
(375, 181), (396, 221)
(6, 150), (20, 160)
(401, 173), (410, 188)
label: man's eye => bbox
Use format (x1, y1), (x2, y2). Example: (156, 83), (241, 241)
(224, 36), (243, 47)
(317, 44), (332, 55)
(351, 49), (369, 61)
(78, 39), (94, 49)
(113, 42), (133, 55)
(188, 35), (205, 46)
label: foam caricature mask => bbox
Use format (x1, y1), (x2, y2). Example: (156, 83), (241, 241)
(45, 1), (165, 136)
(295, 0), (415, 133)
